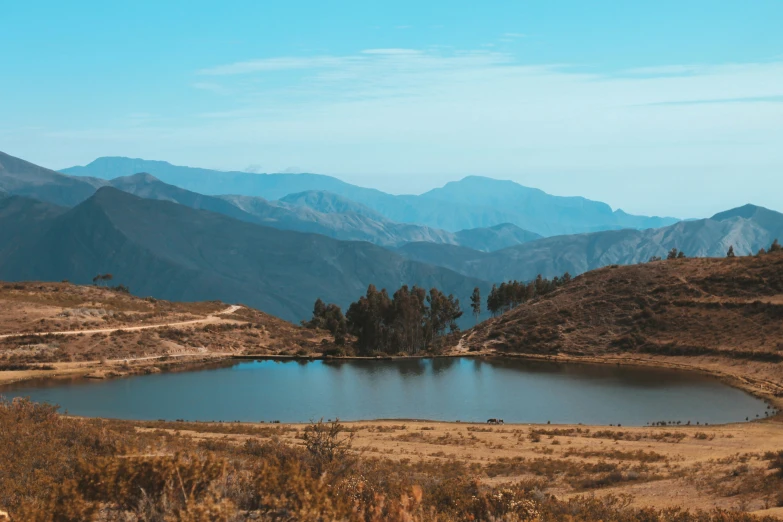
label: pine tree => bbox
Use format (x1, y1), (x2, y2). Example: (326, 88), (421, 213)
(487, 284), (499, 316)
(726, 245), (735, 258)
(667, 248), (679, 260)
(470, 287), (481, 324)
(770, 239), (782, 253)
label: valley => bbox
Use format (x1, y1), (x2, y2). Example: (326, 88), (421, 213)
(2, 150), (783, 521)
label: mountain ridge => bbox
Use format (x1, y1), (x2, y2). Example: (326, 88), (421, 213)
(2, 151), (540, 251)
(62, 155), (680, 236)
(397, 205), (783, 283)
(0, 187), (491, 322)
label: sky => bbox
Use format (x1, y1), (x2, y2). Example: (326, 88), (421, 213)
(1, 0), (782, 218)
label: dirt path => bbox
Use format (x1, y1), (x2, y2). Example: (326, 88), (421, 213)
(0, 305), (243, 340)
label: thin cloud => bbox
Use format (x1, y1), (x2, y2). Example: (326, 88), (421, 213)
(198, 56), (352, 75)
(641, 95), (783, 106)
(361, 48), (421, 55)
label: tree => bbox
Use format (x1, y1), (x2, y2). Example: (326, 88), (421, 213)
(648, 256), (662, 262)
(92, 273), (113, 286)
(470, 287), (481, 324)
(677, 251), (686, 259)
(304, 298), (347, 345)
(667, 248), (679, 260)
(487, 284), (499, 317)
(726, 245), (735, 258)
(758, 247), (767, 256)
(771, 239), (782, 253)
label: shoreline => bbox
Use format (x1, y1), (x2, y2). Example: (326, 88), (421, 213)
(2, 350), (781, 425)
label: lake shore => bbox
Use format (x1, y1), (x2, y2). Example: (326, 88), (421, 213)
(3, 352), (783, 515)
(3, 350), (782, 415)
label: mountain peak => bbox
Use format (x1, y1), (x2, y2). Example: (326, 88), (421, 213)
(711, 204), (768, 221)
(111, 172), (162, 184)
(279, 190), (385, 220)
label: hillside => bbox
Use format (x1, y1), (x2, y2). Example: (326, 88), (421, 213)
(398, 205), (783, 282)
(0, 188), (490, 323)
(0, 150), (106, 206)
(464, 253), (783, 396)
(278, 190), (387, 219)
(63, 156), (679, 236)
(0, 152), (534, 251)
(104, 178), (542, 251)
(0, 281), (340, 387)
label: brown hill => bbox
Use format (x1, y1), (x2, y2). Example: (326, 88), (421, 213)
(464, 253), (783, 398)
(0, 282), (333, 384)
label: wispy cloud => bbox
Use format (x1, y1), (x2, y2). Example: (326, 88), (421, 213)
(41, 47), (783, 205)
(198, 56), (353, 75)
(641, 95), (783, 106)
(361, 48), (422, 55)
(192, 82), (233, 95)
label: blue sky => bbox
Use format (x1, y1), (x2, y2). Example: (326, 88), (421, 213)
(2, 0), (782, 217)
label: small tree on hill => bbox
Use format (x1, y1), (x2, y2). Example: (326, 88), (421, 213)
(770, 239), (782, 253)
(92, 273), (113, 286)
(758, 247), (767, 256)
(470, 287), (481, 324)
(667, 248), (679, 260)
(726, 245), (735, 258)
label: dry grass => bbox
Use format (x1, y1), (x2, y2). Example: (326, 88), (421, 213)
(463, 254), (783, 405)
(0, 282), (336, 385)
(2, 399), (782, 521)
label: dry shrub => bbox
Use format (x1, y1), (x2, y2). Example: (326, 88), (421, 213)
(1, 398), (781, 521)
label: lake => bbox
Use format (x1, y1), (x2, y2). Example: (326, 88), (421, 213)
(0, 358), (770, 425)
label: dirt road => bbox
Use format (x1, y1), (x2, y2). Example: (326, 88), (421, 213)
(0, 305), (243, 339)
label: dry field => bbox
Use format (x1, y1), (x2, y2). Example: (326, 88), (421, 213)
(128, 418), (783, 517)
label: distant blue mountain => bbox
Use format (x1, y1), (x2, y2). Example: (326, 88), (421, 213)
(62, 157), (680, 236)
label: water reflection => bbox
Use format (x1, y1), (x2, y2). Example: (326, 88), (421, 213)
(0, 357), (769, 426)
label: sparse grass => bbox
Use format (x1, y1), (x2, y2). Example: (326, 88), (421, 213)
(2, 398), (782, 520)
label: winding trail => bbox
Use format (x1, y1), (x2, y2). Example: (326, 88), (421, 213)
(0, 305), (243, 339)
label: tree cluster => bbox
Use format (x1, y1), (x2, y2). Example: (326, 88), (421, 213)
(345, 284), (463, 355)
(303, 298), (347, 345)
(486, 273), (571, 316)
(667, 248), (687, 260)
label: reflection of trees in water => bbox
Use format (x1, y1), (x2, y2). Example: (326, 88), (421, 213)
(431, 357), (458, 374)
(267, 356), (709, 390)
(322, 358), (430, 377)
(477, 357), (700, 388)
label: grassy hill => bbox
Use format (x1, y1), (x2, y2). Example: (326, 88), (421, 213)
(464, 253), (783, 397)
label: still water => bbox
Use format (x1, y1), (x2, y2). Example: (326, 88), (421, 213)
(1, 358), (769, 425)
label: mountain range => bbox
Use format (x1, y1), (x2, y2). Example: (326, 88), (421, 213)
(0, 187), (491, 322)
(2, 149), (781, 325)
(1, 152), (540, 251)
(396, 204), (783, 282)
(62, 156), (679, 236)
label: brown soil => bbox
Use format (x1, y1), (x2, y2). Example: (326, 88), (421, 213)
(0, 281), (333, 385)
